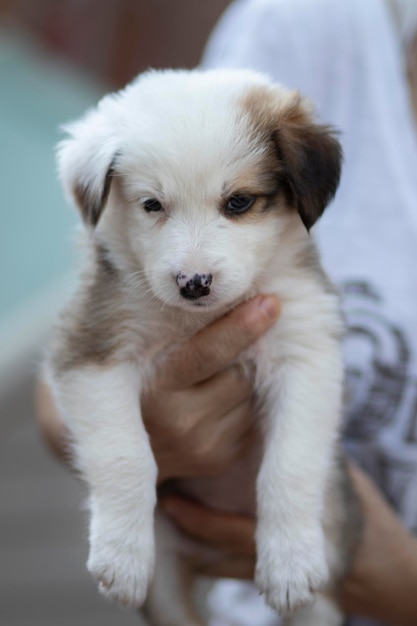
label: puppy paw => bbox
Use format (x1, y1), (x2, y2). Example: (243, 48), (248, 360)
(88, 530), (155, 608)
(255, 527), (328, 615)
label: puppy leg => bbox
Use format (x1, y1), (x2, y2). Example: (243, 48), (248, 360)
(145, 514), (206, 626)
(50, 362), (157, 608)
(283, 595), (343, 626)
(255, 339), (344, 615)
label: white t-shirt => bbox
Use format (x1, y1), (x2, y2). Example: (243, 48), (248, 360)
(202, 0), (417, 624)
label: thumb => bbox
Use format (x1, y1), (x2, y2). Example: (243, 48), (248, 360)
(158, 295), (280, 389)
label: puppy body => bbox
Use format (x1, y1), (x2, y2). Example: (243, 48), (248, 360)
(47, 69), (361, 626)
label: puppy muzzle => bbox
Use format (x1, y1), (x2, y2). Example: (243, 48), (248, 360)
(176, 272), (213, 300)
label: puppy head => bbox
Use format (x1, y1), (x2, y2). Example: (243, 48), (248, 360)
(58, 69), (341, 311)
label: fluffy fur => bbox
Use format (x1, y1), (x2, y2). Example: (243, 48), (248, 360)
(46, 68), (361, 626)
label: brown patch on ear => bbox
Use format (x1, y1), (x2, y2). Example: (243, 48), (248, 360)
(273, 106), (342, 231)
(74, 154), (118, 227)
(242, 88), (342, 231)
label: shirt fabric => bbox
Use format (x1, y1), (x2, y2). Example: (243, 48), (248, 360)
(201, 0), (417, 624)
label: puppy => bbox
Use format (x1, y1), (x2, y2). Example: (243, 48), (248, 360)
(46, 69), (361, 626)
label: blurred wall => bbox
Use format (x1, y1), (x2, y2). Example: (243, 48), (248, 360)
(2, 0), (231, 86)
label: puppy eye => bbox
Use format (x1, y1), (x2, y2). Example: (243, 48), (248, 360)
(144, 198), (163, 212)
(225, 194), (256, 215)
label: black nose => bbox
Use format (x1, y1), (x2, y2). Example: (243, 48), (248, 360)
(176, 273), (212, 300)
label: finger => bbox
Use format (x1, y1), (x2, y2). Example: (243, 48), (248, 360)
(213, 399), (256, 453)
(192, 555), (255, 580)
(181, 538), (255, 580)
(143, 369), (251, 438)
(183, 400), (256, 477)
(160, 496), (256, 556)
(194, 364), (253, 418)
(158, 295), (280, 389)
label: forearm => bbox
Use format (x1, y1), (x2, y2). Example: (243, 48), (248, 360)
(335, 464), (417, 625)
(342, 518), (417, 625)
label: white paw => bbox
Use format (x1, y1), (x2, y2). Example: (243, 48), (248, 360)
(255, 526), (328, 616)
(87, 529), (155, 608)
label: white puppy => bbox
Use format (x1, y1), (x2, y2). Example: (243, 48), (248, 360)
(47, 69), (361, 626)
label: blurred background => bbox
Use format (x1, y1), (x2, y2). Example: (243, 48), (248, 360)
(0, 1), (229, 624)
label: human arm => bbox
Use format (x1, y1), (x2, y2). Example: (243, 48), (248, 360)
(159, 464), (417, 626)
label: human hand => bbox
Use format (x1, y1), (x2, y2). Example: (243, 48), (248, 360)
(160, 464), (417, 626)
(341, 464), (417, 626)
(36, 295), (280, 482)
(143, 295), (280, 482)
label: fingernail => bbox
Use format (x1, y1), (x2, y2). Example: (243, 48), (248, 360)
(258, 296), (280, 320)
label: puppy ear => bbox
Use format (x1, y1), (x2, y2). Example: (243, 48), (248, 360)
(57, 106), (118, 227)
(274, 99), (342, 231)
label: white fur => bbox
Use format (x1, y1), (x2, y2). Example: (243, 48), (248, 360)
(49, 362), (157, 606)
(49, 69), (346, 624)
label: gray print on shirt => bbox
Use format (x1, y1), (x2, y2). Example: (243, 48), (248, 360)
(341, 281), (417, 534)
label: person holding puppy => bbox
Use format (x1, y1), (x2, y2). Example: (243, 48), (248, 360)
(175, 1), (417, 625)
(37, 0), (417, 624)
(38, 295), (417, 626)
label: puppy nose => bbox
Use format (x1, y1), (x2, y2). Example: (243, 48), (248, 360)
(176, 272), (212, 300)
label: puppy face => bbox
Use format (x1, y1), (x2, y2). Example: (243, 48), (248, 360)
(58, 69), (341, 312)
